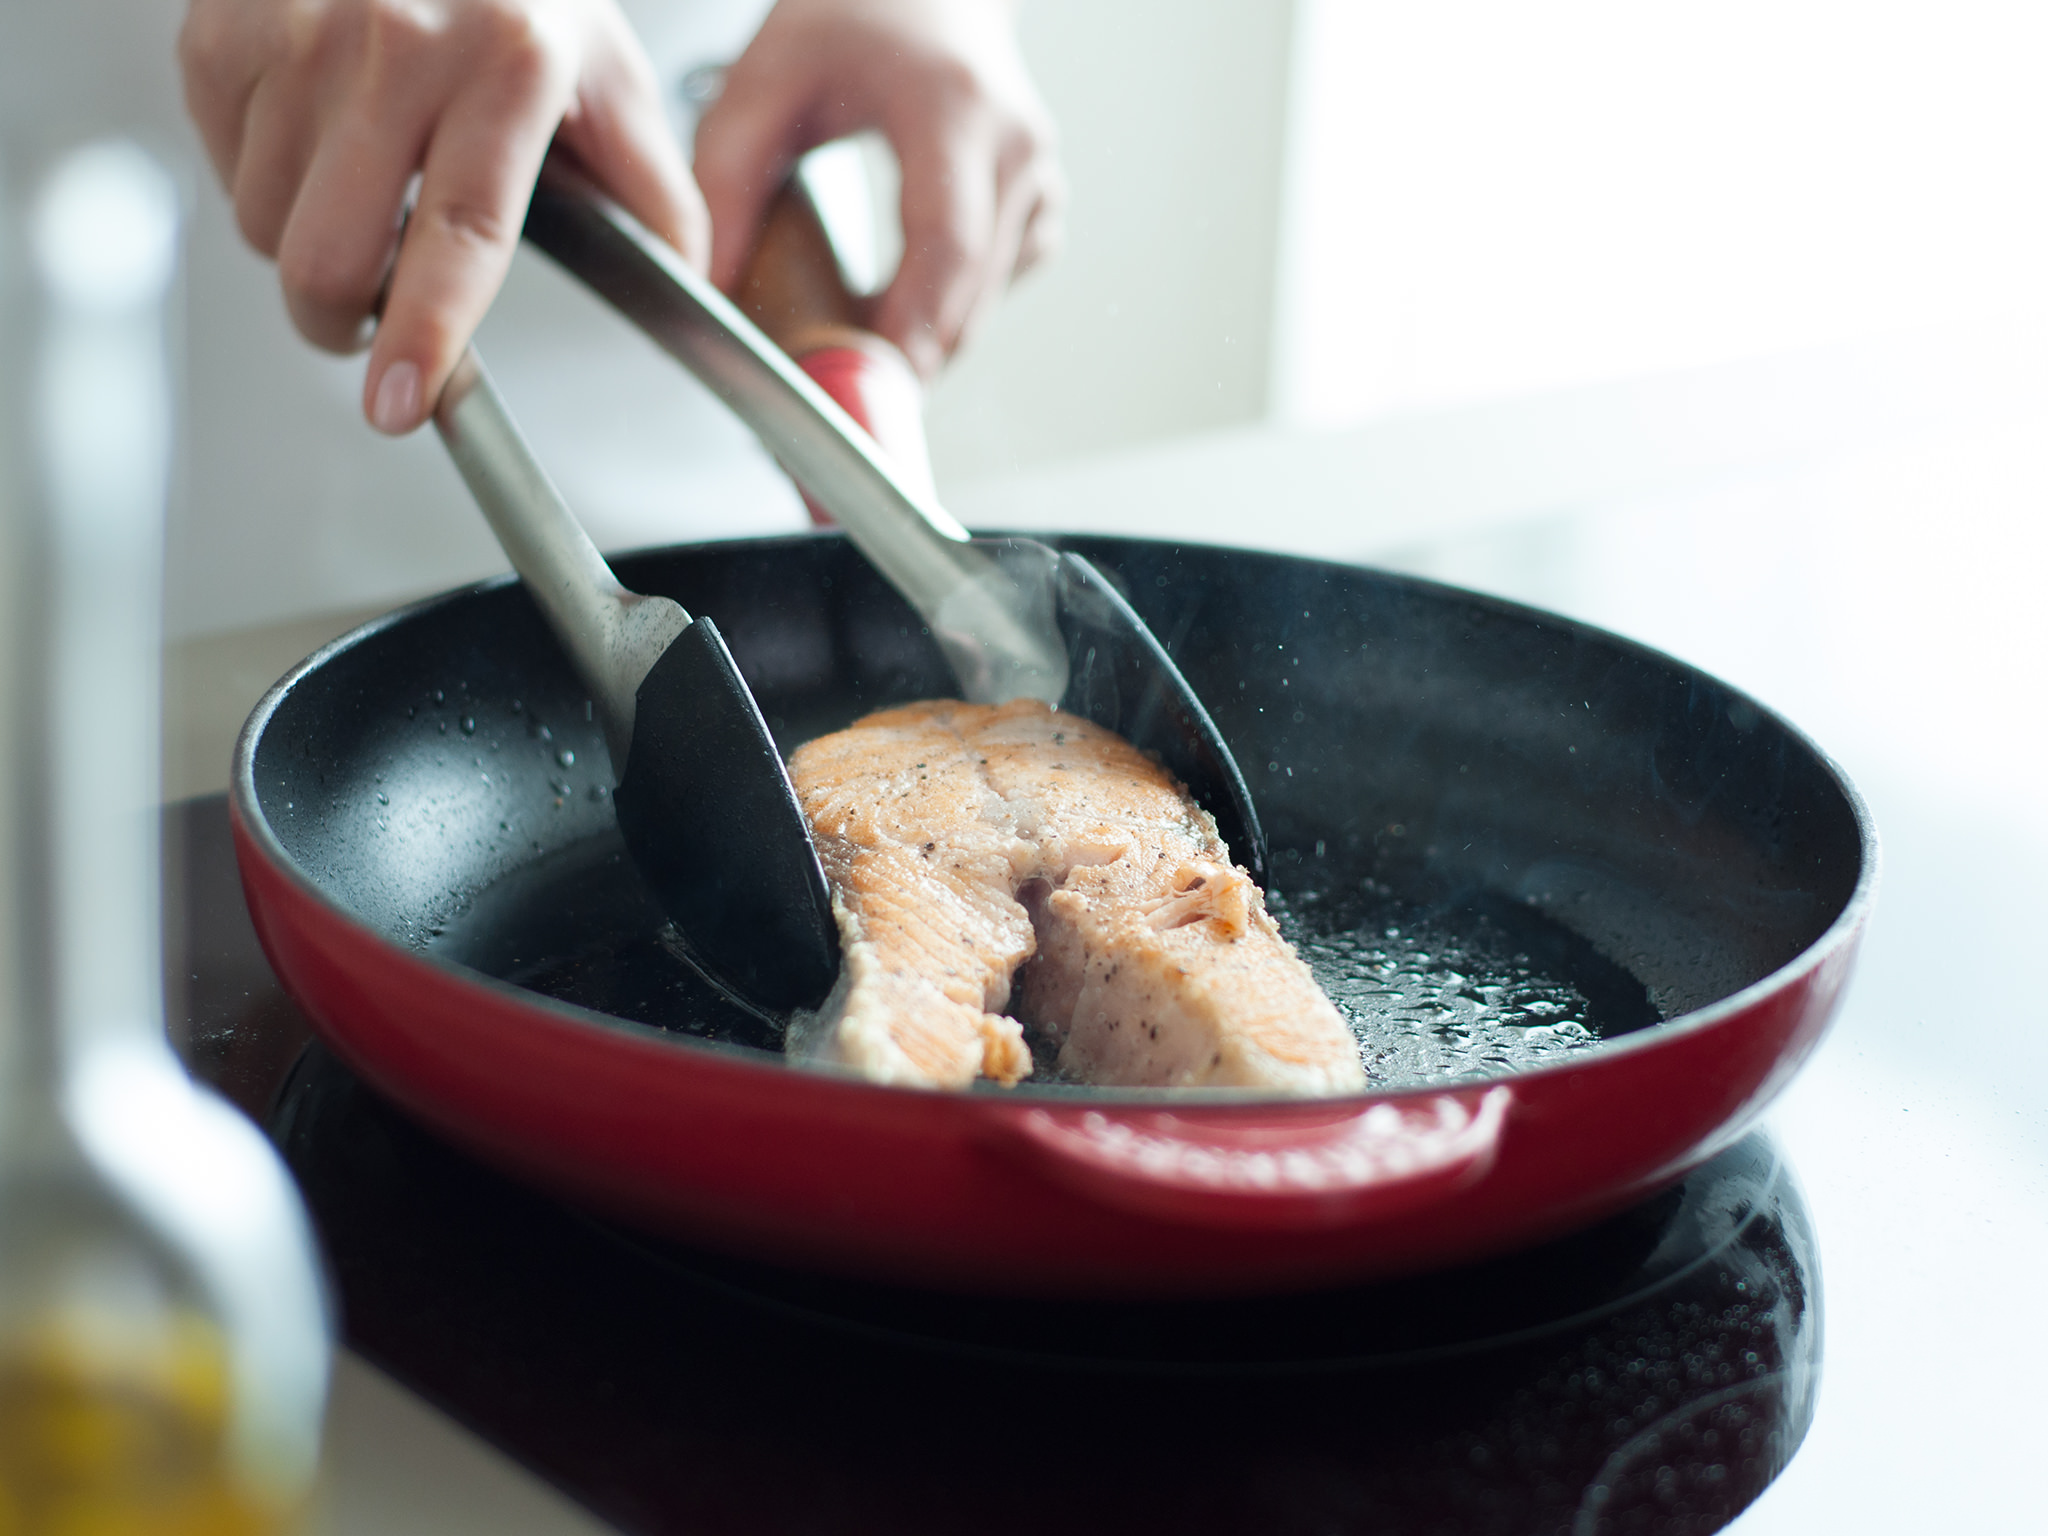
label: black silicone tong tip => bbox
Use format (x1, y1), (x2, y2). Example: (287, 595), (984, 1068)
(431, 346), (838, 1016)
(611, 617), (839, 1013)
(517, 158), (1266, 912)
(1052, 552), (1268, 883)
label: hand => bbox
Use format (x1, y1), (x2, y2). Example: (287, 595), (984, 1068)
(179, 0), (709, 435)
(695, 0), (1063, 380)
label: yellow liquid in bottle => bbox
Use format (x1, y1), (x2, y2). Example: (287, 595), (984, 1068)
(0, 1310), (302, 1536)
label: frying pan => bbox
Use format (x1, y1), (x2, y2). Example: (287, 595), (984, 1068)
(231, 533), (1873, 1295)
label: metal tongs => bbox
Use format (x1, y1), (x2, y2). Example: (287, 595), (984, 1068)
(441, 156), (1264, 1014)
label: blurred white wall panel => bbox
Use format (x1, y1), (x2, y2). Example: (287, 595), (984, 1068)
(1272, 0), (2048, 427)
(923, 0), (1298, 483)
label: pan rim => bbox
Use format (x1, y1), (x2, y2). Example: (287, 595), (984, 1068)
(230, 530), (1878, 1112)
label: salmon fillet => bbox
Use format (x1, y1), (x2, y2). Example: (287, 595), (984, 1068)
(785, 698), (1365, 1095)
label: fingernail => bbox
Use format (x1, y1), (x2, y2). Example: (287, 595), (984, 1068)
(371, 360), (421, 435)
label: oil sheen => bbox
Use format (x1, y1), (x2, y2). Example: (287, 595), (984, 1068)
(1271, 881), (1661, 1086)
(440, 833), (1662, 1090)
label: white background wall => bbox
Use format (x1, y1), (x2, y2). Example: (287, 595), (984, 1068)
(938, 0), (2048, 563)
(1270, 0), (2048, 426)
(924, 0), (1298, 482)
(14, 0), (2047, 637)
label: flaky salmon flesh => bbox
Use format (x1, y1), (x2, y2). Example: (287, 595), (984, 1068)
(785, 699), (1367, 1095)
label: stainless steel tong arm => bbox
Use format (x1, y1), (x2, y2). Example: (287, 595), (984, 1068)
(434, 349), (690, 766)
(523, 161), (1068, 708)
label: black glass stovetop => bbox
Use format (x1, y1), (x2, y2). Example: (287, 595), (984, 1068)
(165, 796), (1818, 1536)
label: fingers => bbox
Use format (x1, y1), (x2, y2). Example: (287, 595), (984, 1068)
(274, 85), (435, 353)
(980, 132), (1060, 297)
(363, 2), (710, 433)
(228, 69), (322, 256)
(694, 64), (807, 293)
(874, 103), (1061, 379)
(178, 0), (268, 187)
(557, 31), (711, 272)
(367, 4), (709, 433)
(364, 47), (565, 434)
(699, 0), (1064, 378)
(1011, 154), (1066, 280)
(873, 106), (998, 380)
(180, 0), (707, 436)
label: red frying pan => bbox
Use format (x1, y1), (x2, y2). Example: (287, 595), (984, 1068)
(231, 520), (1872, 1296)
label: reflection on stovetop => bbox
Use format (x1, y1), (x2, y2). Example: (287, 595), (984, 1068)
(168, 797), (1817, 1536)
(272, 1041), (1814, 1536)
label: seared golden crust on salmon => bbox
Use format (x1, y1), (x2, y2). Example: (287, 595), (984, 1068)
(786, 699), (1365, 1094)
(785, 703), (1036, 1088)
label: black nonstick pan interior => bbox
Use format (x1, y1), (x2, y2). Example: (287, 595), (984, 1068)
(249, 534), (1864, 1090)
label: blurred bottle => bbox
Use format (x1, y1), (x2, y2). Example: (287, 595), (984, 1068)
(0, 142), (330, 1532)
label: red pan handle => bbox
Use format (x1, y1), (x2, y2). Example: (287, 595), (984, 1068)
(991, 1085), (1512, 1232)
(737, 185), (936, 522)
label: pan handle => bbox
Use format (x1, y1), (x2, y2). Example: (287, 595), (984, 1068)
(735, 181), (938, 518)
(993, 1086), (1512, 1232)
